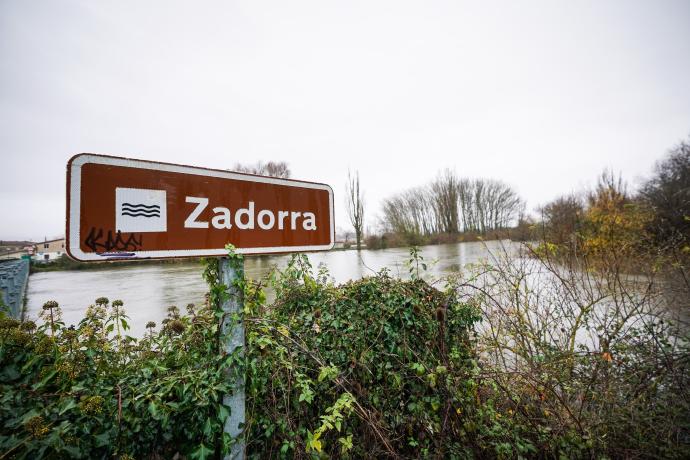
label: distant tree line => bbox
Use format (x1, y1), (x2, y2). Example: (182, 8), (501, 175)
(381, 169), (525, 238)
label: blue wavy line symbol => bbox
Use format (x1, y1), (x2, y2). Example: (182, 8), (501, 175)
(121, 203), (161, 217)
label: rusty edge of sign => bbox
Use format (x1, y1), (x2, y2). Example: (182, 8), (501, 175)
(65, 153), (335, 261)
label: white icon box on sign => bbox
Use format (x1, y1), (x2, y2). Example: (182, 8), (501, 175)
(115, 188), (167, 233)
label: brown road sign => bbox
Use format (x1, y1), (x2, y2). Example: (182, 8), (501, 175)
(66, 154), (334, 261)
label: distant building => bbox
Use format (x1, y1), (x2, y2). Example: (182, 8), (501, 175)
(0, 249), (29, 260)
(33, 238), (66, 262)
(0, 243), (33, 260)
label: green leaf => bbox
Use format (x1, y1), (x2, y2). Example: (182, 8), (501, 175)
(338, 434), (353, 453)
(317, 364), (338, 382)
(32, 369), (57, 390)
(203, 417), (213, 437)
(218, 404), (230, 422)
(94, 432), (111, 447)
(148, 401), (159, 419)
(189, 443), (214, 460)
(58, 398), (78, 415)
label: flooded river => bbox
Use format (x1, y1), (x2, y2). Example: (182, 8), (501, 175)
(26, 240), (517, 337)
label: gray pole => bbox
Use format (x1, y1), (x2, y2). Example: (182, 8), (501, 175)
(219, 256), (246, 460)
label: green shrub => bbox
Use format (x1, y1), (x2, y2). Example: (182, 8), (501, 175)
(244, 254), (483, 458)
(0, 298), (232, 459)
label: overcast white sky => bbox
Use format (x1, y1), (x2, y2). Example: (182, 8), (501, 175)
(1, 0), (689, 241)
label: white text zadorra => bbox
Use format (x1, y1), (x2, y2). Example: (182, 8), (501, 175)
(183, 197), (317, 231)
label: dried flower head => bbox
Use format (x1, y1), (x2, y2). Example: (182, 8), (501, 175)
(169, 319), (186, 334)
(42, 300), (59, 310)
(24, 416), (50, 438)
(20, 320), (37, 332)
(95, 297), (109, 306)
(85, 305), (106, 321)
(0, 317), (20, 329)
(10, 328), (31, 346)
(146, 321), (156, 329)
(39, 302), (62, 323)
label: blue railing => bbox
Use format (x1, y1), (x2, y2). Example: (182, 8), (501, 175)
(0, 258), (30, 319)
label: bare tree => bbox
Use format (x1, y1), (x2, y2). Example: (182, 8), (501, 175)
(458, 178), (524, 232)
(381, 186), (438, 238)
(233, 161), (291, 178)
(346, 170), (365, 249)
(431, 169), (460, 234)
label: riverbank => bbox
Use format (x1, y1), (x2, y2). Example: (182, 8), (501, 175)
(365, 225), (531, 249)
(29, 255), (204, 273)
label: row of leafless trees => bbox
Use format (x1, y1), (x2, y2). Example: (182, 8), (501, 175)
(381, 169), (525, 236)
(233, 161), (291, 179)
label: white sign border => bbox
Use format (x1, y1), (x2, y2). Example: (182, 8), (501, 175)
(67, 153), (335, 261)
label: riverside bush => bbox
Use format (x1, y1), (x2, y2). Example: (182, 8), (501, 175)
(0, 298), (233, 459)
(243, 254), (484, 458)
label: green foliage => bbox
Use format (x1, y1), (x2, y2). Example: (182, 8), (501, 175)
(0, 294), (233, 459)
(3, 247), (687, 458)
(243, 253), (485, 458)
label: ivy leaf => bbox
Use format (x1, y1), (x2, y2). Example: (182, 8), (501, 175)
(148, 401), (159, 419)
(94, 432), (110, 447)
(32, 369), (57, 390)
(58, 398), (77, 415)
(218, 404), (230, 422)
(189, 443), (214, 460)
(203, 417), (213, 437)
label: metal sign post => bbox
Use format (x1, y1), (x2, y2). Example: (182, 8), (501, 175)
(220, 256), (245, 460)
